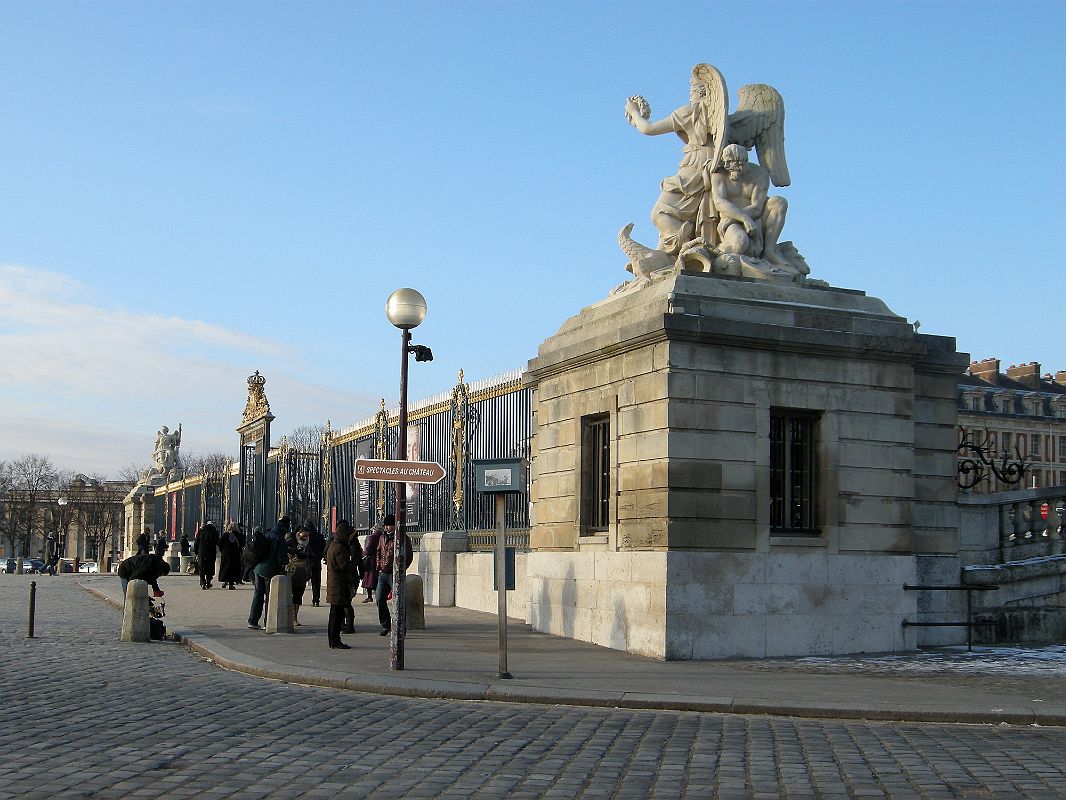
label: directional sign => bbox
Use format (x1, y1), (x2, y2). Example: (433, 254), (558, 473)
(354, 458), (446, 485)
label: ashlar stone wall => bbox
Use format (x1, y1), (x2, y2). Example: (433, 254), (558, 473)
(523, 273), (967, 659)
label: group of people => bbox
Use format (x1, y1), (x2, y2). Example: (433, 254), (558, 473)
(123, 513), (413, 651)
(244, 516), (326, 628)
(322, 514), (412, 649)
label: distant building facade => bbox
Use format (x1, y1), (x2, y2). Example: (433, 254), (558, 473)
(958, 358), (1066, 492)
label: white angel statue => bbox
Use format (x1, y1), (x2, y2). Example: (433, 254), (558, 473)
(619, 63), (808, 284)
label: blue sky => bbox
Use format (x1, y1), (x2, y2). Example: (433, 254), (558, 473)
(2, 0), (1064, 475)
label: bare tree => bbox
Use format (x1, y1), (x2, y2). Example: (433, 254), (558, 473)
(67, 476), (126, 563)
(2, 454), (60, 557)
(182, 452), (234, 478)
(117, 462), (151, 484)
(280, 424), (326, 452)
(0, 460), (12, 555)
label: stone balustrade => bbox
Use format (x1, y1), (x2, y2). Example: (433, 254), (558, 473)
(960, 487), (1066, 564)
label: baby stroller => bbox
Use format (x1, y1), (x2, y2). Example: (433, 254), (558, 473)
(148, 596), (167, 640)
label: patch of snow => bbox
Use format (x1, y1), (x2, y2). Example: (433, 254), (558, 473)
(782, 644), (1066, 677)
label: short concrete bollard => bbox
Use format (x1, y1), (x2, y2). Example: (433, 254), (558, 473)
(265, 574), (293, 634)
(121, 580), (151, 642)
(405, 574), (425, 631)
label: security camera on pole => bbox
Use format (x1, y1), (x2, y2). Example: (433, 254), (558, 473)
(384, 288), (434, 671)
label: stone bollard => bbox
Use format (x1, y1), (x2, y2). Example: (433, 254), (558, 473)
(265, 574), (293, 634)
(167, 556), (180, 573)
(179, 555), (193, 575)
(121, 580), (151, 642)
(405, 573), (426, 631)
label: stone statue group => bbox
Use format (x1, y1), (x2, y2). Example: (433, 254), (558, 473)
(135, 423), (183, 487)
(619, 63), (813, 287)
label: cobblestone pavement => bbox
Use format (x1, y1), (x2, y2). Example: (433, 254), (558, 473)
(2, 576), (1066, 800)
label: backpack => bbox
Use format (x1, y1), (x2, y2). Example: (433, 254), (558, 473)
(242, 532), (270, 570)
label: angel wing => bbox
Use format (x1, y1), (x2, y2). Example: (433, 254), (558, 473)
(728, 83), (790, 187)
(691, 63), (729, 175)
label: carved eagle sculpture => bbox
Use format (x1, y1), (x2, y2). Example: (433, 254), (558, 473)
(689, 63), (790, 187)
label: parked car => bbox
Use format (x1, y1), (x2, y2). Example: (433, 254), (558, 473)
(6, 558), (46, 571)
(78, 561), (99, 573)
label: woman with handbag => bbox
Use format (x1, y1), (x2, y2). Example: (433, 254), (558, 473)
(285, 527), (313, 626)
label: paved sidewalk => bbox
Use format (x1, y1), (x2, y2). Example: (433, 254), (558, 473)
(80, 574), (1066, 726)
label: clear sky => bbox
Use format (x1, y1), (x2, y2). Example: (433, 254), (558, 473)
(2, 0), (1064, 477)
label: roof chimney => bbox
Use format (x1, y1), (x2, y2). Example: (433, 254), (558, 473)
(969, 358), (1000, 384)
(1006, 361), (1041, 389)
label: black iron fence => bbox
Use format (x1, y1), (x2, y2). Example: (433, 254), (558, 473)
(149, 369), (533, 548)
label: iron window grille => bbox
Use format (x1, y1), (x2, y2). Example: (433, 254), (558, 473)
(770, 409), (819, 533)
(581, 415), (610, 533)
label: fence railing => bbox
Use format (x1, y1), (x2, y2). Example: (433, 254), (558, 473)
(467, 528), (531, 552)
(148, 369), (534, 546)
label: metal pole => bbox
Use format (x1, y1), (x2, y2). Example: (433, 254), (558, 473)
(966, 587), (973, 652)
(27, 581), (36, 638)
(495, 494), (512, 679)
(390, 329), (410, 671)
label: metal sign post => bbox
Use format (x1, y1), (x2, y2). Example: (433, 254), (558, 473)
(473, 458), (525, 680)
(356, 457), (444, 670)
(494, 494), (510, 679)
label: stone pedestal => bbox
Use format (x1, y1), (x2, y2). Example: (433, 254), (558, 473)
(404, 574), (426, 630)
(524, 272), (966, 659)
(416, 531), (468, 606)
(266, 574), (293, 634)
(120, 580), (151, 642)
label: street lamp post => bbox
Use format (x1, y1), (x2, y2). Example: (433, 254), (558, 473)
(57, 496), (69, 571)
(384, 288), (432, 671)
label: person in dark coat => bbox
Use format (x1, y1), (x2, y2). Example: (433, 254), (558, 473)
(154, 533), (169, 558)
(179, 532), (191, 557)
(360, 524), (383, 603)
(39, 536), (59, 576)
(247, 517), (289, 629)
(217, 523), (243, 589)
(304, 521), (326, 607)
(135, 527), (151, 555)
(118, 553), (171, 603)
(373, 514), (413, 637)
(325, 520), (354, 649)
(341, 526), (364, 634)
(194, 522), (220, 590)
(234, 524), (247, 584)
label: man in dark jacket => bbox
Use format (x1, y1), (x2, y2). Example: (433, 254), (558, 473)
(194, 522), (220, 590)
(373, 514), (413, 637)
(154, 532), (169, 558)
(118, 553), (171, 602)
(247, 517), (289, 629)
(135, 527), (151, 555)
(305, 521), (326, 607)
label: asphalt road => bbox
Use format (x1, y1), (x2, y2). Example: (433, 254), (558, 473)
(2, 575), (1065, 799)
